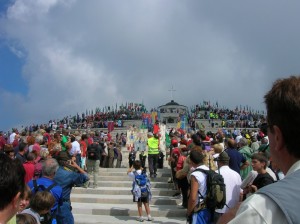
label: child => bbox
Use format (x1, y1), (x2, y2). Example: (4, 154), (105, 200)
(243, 153), (274, 195)
(127, 160), (153, 222)
(128, 150), (136, 168)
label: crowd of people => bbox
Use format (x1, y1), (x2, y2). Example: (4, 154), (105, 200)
(0, 127), (127, 224)
(162, 76), (300, 224)
(1, 76), (300, 224)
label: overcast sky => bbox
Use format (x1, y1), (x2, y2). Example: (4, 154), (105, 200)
(0, 0), (299, 131)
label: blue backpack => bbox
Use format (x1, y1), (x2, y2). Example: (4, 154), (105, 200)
(132, 171), (150, 198)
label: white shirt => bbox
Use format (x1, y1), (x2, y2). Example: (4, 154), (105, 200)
(70, 141), (81, 155)
(9, 132), (16, 144)
(235, 135), (242, 143)
(229, 160), (300, 224)
(216, 165), (242, 213)
(128, 169), (142, 181)
(190, 165), (209, 202)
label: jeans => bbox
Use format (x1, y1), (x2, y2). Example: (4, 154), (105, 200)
(56, 202), (74, 224)
(148, 154), (159, 175)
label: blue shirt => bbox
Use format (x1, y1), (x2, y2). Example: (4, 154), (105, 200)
(27, 177), (63, 213)
(54, 166), (89, 201)
(225, 148), (246, 174)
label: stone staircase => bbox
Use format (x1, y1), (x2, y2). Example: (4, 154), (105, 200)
(71, 161), (187, 223)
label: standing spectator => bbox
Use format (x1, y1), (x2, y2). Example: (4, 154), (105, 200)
(214, 152), (242, 223)
(0, 153), (26, 224)
(12, 134), (20, 148)
(115, 145), (122, 168)
(108, 142), (115, 168)
(220, 76), (300, 223)
(147, 132), (160, 178)
(186, 150), (211, 224)
(86, 143), (102, 188)
(128, 150), (136, 168)
(33, 149), (50, 180)
(0, 131), (7, 151)
(243, 153), (274, 196)
(250, 135), (260, 152)
(238, 138), (255, 180)
(80, 134), (88, 170)
(9, 128), (17, 144)
(15, 142), (27, 164)
(225, 138), (249, 174)
(27, 158), (63, 223)
(127, 160), (153, 222)
(139, 151), (147, 169)
(4, 144), (15, 160)
(100, 139), (108, 168)
(23, 152), (36, 183)
(113, 143), (118, 167)
(54, 151), (89, 224)
(60, 130), (68, 151)
(70, 135), (81, 166)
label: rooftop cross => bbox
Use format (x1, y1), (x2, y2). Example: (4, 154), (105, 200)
(168, 85), (176, 100)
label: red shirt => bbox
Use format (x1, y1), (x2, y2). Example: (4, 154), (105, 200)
(80, 140), (87, 157)
(23, 162), (35, 183)
(0, 136), (6, 150)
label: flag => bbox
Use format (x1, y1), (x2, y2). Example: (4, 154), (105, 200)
(108, 121), (114, 132)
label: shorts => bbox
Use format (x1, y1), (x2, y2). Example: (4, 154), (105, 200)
(133, 192), (149, 203)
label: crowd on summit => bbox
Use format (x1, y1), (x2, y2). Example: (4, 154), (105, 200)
(1, 76), (300, 224)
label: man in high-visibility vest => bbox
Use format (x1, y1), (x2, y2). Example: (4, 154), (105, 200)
(147, 132), (160, 178)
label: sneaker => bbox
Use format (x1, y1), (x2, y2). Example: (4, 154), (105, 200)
(174, 194), (182, 199)
(147, 217), (153, 221)
(167, 178), (173, 183)
(172, 192), (181, 197)
(136, 217), (144, 222)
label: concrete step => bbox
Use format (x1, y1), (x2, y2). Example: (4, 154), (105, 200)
(72, 187), (177, 196)
(99, 168), (171, 173)
(72, 167), (185, 223)
(73, 214), (186, 224)
(71, 194), (179, 205)
(72, 203), (187, 217)
(94, 176), (171, 182)
(89, 181), (171, 188)
(99, 172), (171, 178)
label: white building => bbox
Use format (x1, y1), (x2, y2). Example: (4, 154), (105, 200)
(157, 100), (188, 128)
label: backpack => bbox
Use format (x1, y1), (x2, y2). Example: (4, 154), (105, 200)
(87, 144), (98, 160)
(32, 179), (57, 224)
(132, 171), (150, 198)
(192, 168), (226, 210)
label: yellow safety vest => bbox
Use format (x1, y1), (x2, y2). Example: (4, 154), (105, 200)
(147, 137), (159, 155)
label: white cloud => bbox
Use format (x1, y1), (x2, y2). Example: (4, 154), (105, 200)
(1, 0), (300, 130)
